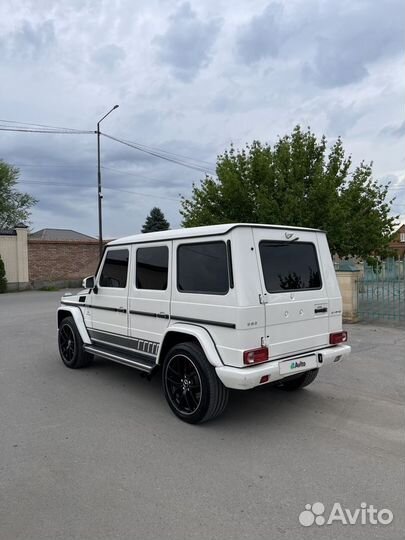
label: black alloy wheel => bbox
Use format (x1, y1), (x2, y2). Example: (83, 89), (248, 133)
(59, 322), (76, 364)
(165, 353), (202, 416)
(58, 316), (92, 369)
(162, 342), (229, 424)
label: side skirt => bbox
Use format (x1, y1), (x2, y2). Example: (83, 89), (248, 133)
(84, 344), (157, 374)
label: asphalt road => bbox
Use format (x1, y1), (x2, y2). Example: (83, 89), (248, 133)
(0, 290), (404, 540)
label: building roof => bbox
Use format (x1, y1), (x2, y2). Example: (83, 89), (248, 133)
(108, 223), (324, 246)
(30, 228), (96, 241)
(0, 229), (17, 236)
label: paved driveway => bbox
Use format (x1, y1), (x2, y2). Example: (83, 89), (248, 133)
(0, 290), (403, 540)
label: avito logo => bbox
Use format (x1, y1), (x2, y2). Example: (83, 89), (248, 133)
(298, 502), (393, 527)
(290, 360), (306, 370)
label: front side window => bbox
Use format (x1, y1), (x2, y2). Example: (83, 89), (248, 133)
(177, 241), (229, 294)
(259, 241), (321, 293)
(99, 249), (129, 288)
(136, 246), (169, 290)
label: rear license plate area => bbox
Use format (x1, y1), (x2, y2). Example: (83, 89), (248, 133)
(279, 354), (317, 375)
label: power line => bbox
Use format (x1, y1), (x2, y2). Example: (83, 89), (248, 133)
(0, 126), (94, 134)
(1, 118), (216, 170)
(0, 127), (94, 134)
(11, 163), (179, 185)
(102, 132), (215, 174)
(101, 165), (179, 184)
(18, 179), (403, 208)
(3, 118), (403, 192)
(17, 180), (180, 201)
(12, 161), (405, 194)
(101, 132), (217, 175)
(0, 118), (93, 132)
(106, 135), (216, 168)
(9, 162), (193, 184)
(11, 161), (405, 192)
(104, 186), (178, 201)
(2, 123), (216, 174)
(11, 163), (93, 169)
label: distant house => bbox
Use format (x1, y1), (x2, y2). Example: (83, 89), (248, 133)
(389, 224), (405, 260)
(30, 228), (96, 241)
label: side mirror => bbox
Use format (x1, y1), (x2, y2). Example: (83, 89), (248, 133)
(82, 276), (95, 289)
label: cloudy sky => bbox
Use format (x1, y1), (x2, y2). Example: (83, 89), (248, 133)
(0, 0), (404, 238)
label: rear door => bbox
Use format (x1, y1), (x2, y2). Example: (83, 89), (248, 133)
(128, 242), (171, 358)
(252, 228), (330, 359)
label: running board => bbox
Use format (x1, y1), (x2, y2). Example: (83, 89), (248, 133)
(84, 345), (156, 374)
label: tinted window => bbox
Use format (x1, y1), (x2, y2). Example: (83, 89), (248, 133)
(177, 241), (229, 294)
(99, 249), (129, 288)
(259, 241), (321, 292)
(136, 246), (169, 290)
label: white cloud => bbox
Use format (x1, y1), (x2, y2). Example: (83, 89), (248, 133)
(154, 2), (222, 81)
(0, 0), (403, 235)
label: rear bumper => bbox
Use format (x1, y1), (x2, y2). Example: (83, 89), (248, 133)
(215, 344), (351, 390)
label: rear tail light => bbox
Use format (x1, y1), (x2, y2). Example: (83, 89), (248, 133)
(243, 346), (269, 365)
(329, 331), (348, 345)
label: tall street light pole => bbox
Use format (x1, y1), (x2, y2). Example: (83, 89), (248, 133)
(97, 104), (119, 258)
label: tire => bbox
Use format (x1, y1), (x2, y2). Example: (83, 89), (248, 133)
(276, 368), (319, 391)
(58, 316), (92, 369)
(162, 342), (229, 424)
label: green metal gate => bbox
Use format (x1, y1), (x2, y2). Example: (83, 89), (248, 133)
(357, 259), (405, 322)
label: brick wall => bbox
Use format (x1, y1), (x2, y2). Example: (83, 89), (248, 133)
(28, 240), (103, 287)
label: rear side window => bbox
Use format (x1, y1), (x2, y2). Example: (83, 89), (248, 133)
(259, 241), (322, 292)
(99, 249), (129, 288)
(177, 241), (229, 294)
(136, 246), (169, 290)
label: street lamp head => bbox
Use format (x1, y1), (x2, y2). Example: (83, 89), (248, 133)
(98, 105), (120, 125)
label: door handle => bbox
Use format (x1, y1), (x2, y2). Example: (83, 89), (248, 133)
(157, 312), (169, 319)
(117, 306), (127, 313)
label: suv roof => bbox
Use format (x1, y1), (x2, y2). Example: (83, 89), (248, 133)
(108, 223), (324, 247)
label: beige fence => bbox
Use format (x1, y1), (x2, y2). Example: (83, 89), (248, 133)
(336, 271), (359, 323)
(0, 226), (30, 290)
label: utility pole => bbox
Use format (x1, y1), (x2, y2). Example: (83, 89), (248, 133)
(97, 105), (119, 258)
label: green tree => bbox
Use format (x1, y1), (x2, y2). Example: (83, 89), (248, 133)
(180, 126), (397, 259)
(0, 160), (37, 228)
(141, 207), (170, 233)
(0, 255), (7, 293)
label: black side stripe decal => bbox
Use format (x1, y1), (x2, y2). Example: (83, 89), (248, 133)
(61, 300), (85, 307)
(91, 305), (127, 313)
(130, 310), (235, 328)
(170, 315), (236, 329)
(61, 302), (235, 329)
(60, 301), (126, 313)
(130, 310), (169, 319)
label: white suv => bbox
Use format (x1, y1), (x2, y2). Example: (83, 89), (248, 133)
(57, 223), (350, 423)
